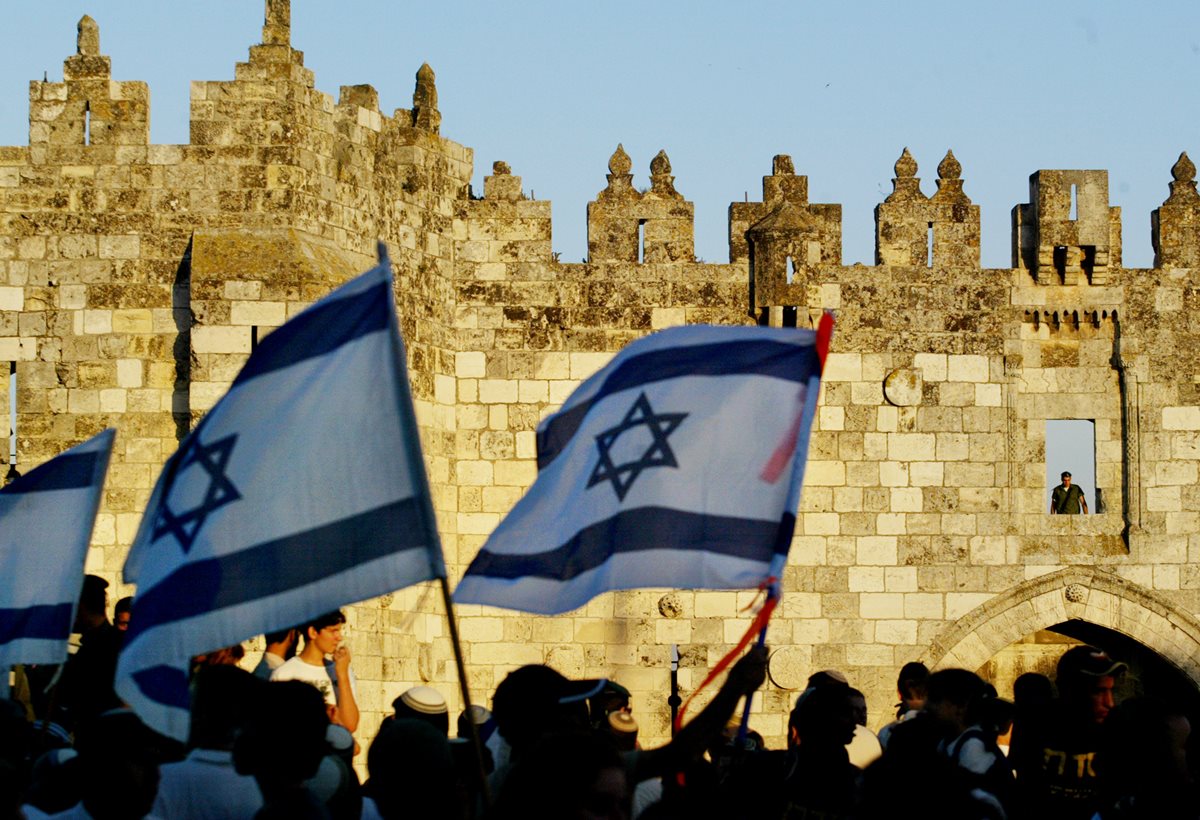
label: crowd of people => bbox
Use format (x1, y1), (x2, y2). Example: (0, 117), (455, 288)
(1, 577), (1196, 819)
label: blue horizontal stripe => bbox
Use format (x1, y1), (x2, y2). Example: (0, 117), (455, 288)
(124, 497), (434, 644)
(132, 665), (191, 711)
(231, 278), (391, 388)
(0, 602), (74, 645)
(463, 507), (795, 582)
(537, 340), (819, 469)
(1, 452), (100, 495)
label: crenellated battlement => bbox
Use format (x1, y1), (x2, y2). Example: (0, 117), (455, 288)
(28, 16), (149, 151)
(9, 10), (1200, 285)
(586, 145), (695, 264)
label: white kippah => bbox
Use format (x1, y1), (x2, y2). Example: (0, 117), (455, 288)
(400, 685), (448, 715)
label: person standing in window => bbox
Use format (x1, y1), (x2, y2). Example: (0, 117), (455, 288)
(1050, 471), (1089, 515)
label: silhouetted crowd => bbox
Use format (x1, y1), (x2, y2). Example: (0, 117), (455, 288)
(1, 582), (1196, 819)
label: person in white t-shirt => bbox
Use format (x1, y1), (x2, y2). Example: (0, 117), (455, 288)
(153, 665), (263, 820)
(270, 610), (359, 734)
(253, 627), (298, 681)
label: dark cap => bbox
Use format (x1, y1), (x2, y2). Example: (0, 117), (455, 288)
(82, 574), (109, 593)
(493, 666), (607, 719)
(1057, 645), (1126, 684)
(1061, 471), (1072, 478)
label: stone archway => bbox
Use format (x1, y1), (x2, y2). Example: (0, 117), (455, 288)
(924, 566), (1200, 686)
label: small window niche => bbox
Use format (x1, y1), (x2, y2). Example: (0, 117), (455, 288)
(1046, 419), (1098, 514)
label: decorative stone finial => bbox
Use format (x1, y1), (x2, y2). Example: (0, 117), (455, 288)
(1172, 151), (1196, 184)
(937, 149), (962, 181)
(608, 144), (632, 176)
(773, 154), (795, 176)
(412, 63), (441, 133)
(648, 149), (681, 199)
(894, 147), (917, 179)
(650, 149), (671, 176)
(484, 161), (522, 201)
(885, 148), (925, 203)
(262, 0), (290, 46)
(1165, 151), (1200, 205)
(931, 149), (970, 204)
(77, 15), (100, 56)
(598, 144), (637, 201)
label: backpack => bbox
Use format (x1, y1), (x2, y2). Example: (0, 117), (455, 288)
(947, 728), (1015, 813)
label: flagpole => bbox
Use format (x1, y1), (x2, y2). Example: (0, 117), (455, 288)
(438, 576), (492, 808)
(378, 242), (491, 809)
(729, 313), (834, 744)
(735, 598), (772, 748)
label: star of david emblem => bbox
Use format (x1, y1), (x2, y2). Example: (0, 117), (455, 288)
(151, 433), (242, 553)
(587, 392), (688, 502)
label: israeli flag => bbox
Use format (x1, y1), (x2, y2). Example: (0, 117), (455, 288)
(0, 430), (115, 668)
(455, 318), (832, 614)
(117, 253), (445, 740)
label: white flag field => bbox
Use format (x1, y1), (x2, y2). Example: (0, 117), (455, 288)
(0, 430), (114, 668)
(117, 256), (445, 740)
(454, 316), (833, 615)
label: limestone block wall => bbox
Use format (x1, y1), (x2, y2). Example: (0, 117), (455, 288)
(7, 1), (1200, 752)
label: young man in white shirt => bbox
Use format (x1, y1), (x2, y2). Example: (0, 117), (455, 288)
(270, 611), (359, 734)
(252, 627), (298, 681)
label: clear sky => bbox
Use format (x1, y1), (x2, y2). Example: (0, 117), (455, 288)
(2, 2), (1198, 269)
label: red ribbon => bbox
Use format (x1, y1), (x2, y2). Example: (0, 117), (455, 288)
(672, 581), (779, 737)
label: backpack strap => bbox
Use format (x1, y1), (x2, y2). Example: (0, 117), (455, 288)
(948, 728), (988, 765)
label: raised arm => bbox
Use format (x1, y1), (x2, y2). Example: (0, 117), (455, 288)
(632, 644), (768, 782)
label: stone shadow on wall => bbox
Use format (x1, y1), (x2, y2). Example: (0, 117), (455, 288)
(172, 237), (193, 444)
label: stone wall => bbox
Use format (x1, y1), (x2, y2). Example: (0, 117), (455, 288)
(5, 2), (1200, 750)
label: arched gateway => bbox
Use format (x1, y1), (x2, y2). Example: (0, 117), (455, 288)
(925, 566), (1200, 688)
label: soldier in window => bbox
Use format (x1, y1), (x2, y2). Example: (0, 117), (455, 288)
(1050, 471), (1089, 515)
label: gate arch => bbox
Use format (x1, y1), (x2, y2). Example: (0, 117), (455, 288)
(924, 566), (1200, 686)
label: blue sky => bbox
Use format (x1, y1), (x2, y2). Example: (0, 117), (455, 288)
(2, 1), (1197, 268)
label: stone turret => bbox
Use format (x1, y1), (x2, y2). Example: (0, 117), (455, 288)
(411, 63), (441, 133)
(875, 148), (930, 266)
(1152, 152), (1200, 268)
(732, 155), (841, 322)
(262, 0), (290, 45)
(1013, 170), (1121, 284)
(730, 154), (840, 271)
(28, 15), (149, 149)
(875, 149), (979, 267)
(241, 0), (309, 76)
(586, 146), (694, 263)
(928, 150), (980, 268)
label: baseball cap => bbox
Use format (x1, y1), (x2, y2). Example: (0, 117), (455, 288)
(497, 665), (607, 707)
(491, 665), (609, 741)
(1057, 645), (1127, 683)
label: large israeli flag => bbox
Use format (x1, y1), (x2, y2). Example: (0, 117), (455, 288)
(0, 430), (115, 668)
(117, 253), (445, 740)
(454, 318), (832, 614)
